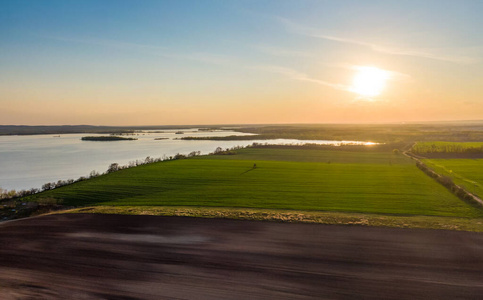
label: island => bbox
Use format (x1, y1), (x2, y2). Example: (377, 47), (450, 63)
(81, 136), (138, 141)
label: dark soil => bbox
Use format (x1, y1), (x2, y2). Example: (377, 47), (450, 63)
(0, 214), (482, 299)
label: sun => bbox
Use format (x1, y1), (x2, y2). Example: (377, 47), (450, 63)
(350, 66), (389, 98)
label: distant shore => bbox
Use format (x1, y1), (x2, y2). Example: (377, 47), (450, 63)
(0, 125), (226, 136)
(81, 136), (137, 141)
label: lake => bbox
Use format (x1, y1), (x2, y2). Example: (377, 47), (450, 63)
(0, 129), (373, 191)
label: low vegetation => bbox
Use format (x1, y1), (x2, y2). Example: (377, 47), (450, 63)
(61, 206), (483, 232)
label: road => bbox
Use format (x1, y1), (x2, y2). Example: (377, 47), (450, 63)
(0, 214), (482, 299)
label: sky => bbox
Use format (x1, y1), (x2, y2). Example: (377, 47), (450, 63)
(1, 0), (482, 125)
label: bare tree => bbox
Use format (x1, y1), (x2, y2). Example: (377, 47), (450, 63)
(107, 163), (120, 173)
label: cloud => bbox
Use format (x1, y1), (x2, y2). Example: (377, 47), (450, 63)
(351, 65), (411, 82)
(247, 63), (409, 96)
(248, 65), (349, 91)
(251, 44), (315, 59)
(251, 44), (357, 71)
(161, 52), (233, 65)
(279, 18), (481, 64)
(246, 63), (411, 104)
(42, 34), (409, 96)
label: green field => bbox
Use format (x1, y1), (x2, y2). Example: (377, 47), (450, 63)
(423, 158), (483, 199)
(25, 148), (482, 218)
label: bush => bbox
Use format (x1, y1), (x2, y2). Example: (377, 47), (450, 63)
(107, 163), (120, 173)
(174, 153), (187, 159)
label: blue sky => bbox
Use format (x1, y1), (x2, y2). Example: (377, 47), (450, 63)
(1, 0), (482, 125)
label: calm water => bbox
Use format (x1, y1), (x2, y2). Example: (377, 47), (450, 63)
(0, 129), (372, 191)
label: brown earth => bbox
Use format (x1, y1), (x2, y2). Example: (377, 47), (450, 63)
(0, 213), (482, 299)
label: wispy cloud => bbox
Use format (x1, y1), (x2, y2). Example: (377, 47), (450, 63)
(247, 64), (411, 104)
(350, 65), (411, 82)
(251, 44), (315, 59)
(251, 45), (354, 71)
(41, 35), (234, 66)
(279, 18), (481, 64)
(160, 51), (233, 65)
(248, 65), (349, 91)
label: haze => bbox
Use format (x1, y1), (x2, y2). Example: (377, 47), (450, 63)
(1, 0), (482, 125)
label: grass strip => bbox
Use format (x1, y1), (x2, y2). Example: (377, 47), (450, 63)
(56, 206), (483, 232)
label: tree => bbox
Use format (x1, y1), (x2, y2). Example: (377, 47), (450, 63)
(7, 190), (17, 198)
(174, 153), (186, 159)
(188, 151), (200, 157)
(56, 180), (66, 188)
(42, 182), (53, 191)
(107, 163), (119, 173)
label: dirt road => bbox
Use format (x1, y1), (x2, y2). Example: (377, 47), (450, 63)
(0, 214), (482, 299)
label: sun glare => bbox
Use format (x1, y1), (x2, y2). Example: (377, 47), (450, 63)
(350, 66), (389, 98)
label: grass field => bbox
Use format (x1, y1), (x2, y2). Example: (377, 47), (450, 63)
(423, 158), (483, 199)
(25, 148), (482, 218)
(197, 147), (412, 164)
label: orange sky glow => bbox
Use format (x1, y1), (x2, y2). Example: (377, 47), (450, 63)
(1, 1), (482, 125)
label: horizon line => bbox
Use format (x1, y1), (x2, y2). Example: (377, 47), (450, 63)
(2, 119), (483, 128)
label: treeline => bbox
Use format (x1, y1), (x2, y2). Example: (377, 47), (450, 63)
(0, 125), (225, 136)
(0, 187), (40, 200)
(180, 141), (404, 152)
(412, 142), (483, 154)
(0, 125), (136, 136)
(248, 142), (407, 152)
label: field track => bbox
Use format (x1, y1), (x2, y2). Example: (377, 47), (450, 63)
(1, 214), (482, 299)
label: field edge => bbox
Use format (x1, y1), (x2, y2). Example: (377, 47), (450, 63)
(51, 206), (483, 232)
